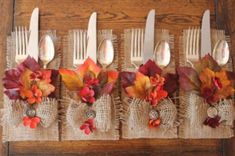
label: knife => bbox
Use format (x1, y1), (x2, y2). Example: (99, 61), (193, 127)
(201, 9), (211, 57)
(86, 12), (97, 63)
(143, 9), (155, 63)
(27, 7), (39, 62)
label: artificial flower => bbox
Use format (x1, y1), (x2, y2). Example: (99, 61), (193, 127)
(80, 118), (96, 135)
(3, 56), (56, 103)
(20, 85), (42, 104)
(23, 116), (41, 129)
(177, 54), (235, 104)
(146, 85), (168, 106)
(59, 57), (118, 104)
(199, 68), (234, 104)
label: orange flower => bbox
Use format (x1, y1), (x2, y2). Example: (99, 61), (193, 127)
(146, 86), (168, 106)
(150, 74), (165, 86)
(20, 85), (42, 104)
(199, 68), (235, 104)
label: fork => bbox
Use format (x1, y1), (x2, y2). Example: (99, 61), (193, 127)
(185, 27), (200, 67)
(15, 26), (28, 64)
(73, 30), (87, 67)
(130, 29), (144, 68)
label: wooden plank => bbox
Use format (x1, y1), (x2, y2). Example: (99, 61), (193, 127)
(9, 139), (221, 155)
(221, 0), (235, 156)
(0, 0), (14, 155)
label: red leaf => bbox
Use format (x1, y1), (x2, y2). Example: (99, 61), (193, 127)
(22, 56), (40, 72)
(138, 59), (162, 77)
(177, 67), (200, 91)
(101, 83), (114, 95)
(120, 72), (136, 88)
(163, 73), (178, 95)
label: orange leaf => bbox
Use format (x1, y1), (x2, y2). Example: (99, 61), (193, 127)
(20, 69), (33, 89)
(199, 68), (215, 89)
(125, 72), (151, 99)
(59, 68), (83, 91)
(37, 81), (55, 97)
(107, 70), (119, 83)
(77, 57), (101, 78)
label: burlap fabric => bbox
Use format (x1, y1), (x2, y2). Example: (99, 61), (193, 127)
(178, 29), (234, 138)
(61, 29), (120, 140)
(121, 29), (178, 138)
(0, 31), (61, 142)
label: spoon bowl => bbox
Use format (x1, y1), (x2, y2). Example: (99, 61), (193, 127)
(153, 40), (171, 67)
(39, 35), (55, 69)
(98, 39), (114, 68)
(212, 40), (229, 66)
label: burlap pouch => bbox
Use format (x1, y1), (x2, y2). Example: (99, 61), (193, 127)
(121, 29), (179, 138)
(0, 30), (61, 142)
(61, 29), (120, 140)
(178, 29), (234, 138)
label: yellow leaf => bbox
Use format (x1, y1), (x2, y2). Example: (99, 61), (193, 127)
(59, 68), (83, 91)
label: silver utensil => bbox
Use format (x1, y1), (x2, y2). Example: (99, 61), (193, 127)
(185, 27), (200, 67)
(153, 40), (171, 67)
(73, 30), (87, 67)
(130, 29), (144, 68)
(39, 34), (55, 69)
(143, 9), (155, 63)
(15, 26), (29, 64)
(212, 40), (229, 66)
(201, 9), (211, 57)
(27, 7), (39, 62)
(86, 12), (97, 63)
(97, 39), (114, 68)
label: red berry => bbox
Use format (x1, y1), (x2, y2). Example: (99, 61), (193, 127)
(32, 117), (41, 123)
(30, 122), (37, 129)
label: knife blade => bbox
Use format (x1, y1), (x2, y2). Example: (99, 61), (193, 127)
(27, 7), (39, 62)
(201, 9), (211, 57)
(86, 12), (97, 63)
(143, 9), (155, 63)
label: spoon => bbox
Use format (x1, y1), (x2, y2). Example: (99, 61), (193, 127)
(212, 40), (229, 66)
(153, 40), (171, 67)
(97, 39), (114, 68)
(39, 35), (55, 69)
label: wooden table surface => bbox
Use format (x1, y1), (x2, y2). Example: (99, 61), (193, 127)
(0, 0), (234, 156)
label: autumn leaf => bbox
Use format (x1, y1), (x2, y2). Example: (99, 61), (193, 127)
(59, 68), (83, 91)
(163, 73), (178, 95)
(76, 57), (101, 78)
(138, 59), (162, 77)
(107, 70), (119, 83)
(120, 71), (136, 88)
(21, 56), (40, 72)
(199, 68), (235, 104)
(37, 81), (55, 97)
(177, 67), (200, 91)
(125, 72), (151, 99)
(194, 54), (221, 74)
(20, 69), (33, 89)
(100, 83), (115, 95)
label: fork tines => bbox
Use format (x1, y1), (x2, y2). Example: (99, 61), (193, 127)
(73, 29), (87, 67)
(14, 26), (28, 64)
(185, 27), (200, 66)
(130, 28), (144, 68)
